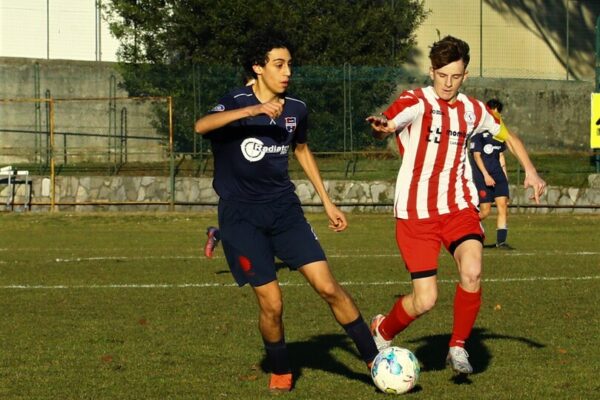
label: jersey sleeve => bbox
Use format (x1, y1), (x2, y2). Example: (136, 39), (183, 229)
(476, 105), (513, 143)
(203, 92), (242, 140)
(495, 140), (508, 152)
(294, 113), (308, 144)
(382, 90), (422, 130)
(473, 104), (502, 138)
(469, 132), (484, 153)
(208, 92), (238, 115)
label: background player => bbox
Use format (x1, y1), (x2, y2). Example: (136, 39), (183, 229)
(195, 32), (378, 392)
(366, 36), (546, 374)
(203, 77), (255, 259)
(470, 98), (513, 249)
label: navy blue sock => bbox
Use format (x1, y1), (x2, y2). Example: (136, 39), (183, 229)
(342, 315), (379, 364)
(497, 228), (508, 244)
(263, 338), (291, 374)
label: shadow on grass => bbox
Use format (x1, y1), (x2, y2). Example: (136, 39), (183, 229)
(407, 327), (545, 383)
(259, 333), (373, 386)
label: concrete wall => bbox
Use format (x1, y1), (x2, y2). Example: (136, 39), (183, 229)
(460, 77), (592, 151)
(0, 57), (594, 160)
(414, 0), (596, 81)
(1, 175), (599, 213)
(377, 76), (593, 153)
(0, 57), (166, 164)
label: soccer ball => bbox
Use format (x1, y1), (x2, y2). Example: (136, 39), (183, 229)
(371, 346), (420, 394)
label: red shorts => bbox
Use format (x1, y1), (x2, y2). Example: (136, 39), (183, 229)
(395, 208), (483, 277)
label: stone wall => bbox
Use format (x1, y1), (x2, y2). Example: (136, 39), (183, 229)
(1, 175), (599, 214)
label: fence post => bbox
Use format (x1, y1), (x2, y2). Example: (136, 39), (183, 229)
(594, 15), (600, 172)
(49, 98), (56, 212)
(168, 96), (175, 211)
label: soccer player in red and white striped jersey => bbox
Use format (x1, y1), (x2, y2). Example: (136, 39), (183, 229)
(367, 36), (546, 374)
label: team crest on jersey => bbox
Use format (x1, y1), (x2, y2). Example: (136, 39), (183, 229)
(285, 117), (297, 133)
(210, 104), (225, 112)
(464, 111), (475, 123)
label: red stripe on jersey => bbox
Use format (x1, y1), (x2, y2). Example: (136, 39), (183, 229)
(387, 86), (497, 219)
(395, 134), (404, 156)
(383, 91), (420, 121)
(426, 98), (451, 218)
(471, 98), (484, 130)
(384, 89), (419, 158)
(405, 88), (429, 219)
(454, 101), (471, 210)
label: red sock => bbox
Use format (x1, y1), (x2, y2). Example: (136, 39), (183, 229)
(379, 296), (416, 340)
(449, 284), (481, 348)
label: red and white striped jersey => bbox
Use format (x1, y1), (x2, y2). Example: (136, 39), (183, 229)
(383, 86), (501, 219)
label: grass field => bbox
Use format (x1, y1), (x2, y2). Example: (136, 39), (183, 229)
(0, 212), (599, 399)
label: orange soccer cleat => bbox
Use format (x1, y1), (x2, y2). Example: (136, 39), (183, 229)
(268, 372), (293, 392)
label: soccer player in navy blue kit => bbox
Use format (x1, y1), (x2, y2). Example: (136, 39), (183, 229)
(195, 33), (378, 392)
(470, 99), (513, 249)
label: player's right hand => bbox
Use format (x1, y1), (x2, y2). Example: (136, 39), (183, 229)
(250, 100), (284, 119)
(366, 116), (397, 138)
(524, 173), (546, 204)
(484, 175), (496, 187)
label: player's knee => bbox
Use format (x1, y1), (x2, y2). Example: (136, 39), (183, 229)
(479, 207), (491, 219)
(260, 298), (283, 320)
(316, 281), (344, 303)
(460, 269), (481, 289)
(413, 292), (437, 315)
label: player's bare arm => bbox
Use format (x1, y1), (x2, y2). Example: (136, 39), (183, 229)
(366, 116), (397, 140)
(499, 152), (508, 178)
(294, 143), (348, 232)
(473, 152), (496, 186)
(504, 131), (546, 203)
(194, 101), (283, 135)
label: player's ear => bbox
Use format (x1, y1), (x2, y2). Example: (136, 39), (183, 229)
(463, 69), (469, 83)
(252, 64), (263, 76)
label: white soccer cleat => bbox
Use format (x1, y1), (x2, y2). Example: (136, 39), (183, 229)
(370, 314), (392, 351)
(446, 346), (473, 374)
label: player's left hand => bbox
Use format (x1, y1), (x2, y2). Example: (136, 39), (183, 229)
(324, 203), (348, 232)
(524, 173), (546, 204)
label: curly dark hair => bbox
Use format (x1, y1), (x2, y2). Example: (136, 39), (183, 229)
(242, 31), (293, 79)
(429, 35), (470, 70)
(486, 98), (504, 113)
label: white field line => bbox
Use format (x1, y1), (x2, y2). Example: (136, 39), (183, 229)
(1, 275), (599, 290)
(47, 251), (600, 263)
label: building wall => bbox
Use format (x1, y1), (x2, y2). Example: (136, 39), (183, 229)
(413, 0), (596, 81)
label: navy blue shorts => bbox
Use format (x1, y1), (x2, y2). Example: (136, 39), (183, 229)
(473, 170), (510, 204)
(217, 192), (326, 287)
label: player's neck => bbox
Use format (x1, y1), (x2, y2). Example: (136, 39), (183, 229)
(253, 81), (282, 104)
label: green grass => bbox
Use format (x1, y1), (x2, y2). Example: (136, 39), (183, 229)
(0, 212), (599, 399)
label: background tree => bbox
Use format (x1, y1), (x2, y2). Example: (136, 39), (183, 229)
(104, 0), (428, 152)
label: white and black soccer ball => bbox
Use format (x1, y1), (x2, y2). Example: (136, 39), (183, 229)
(371, 346), (420, 394)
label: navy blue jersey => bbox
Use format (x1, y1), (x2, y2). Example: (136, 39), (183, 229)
(205, 86), (308, 203)
(469, 130), (507, 177)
